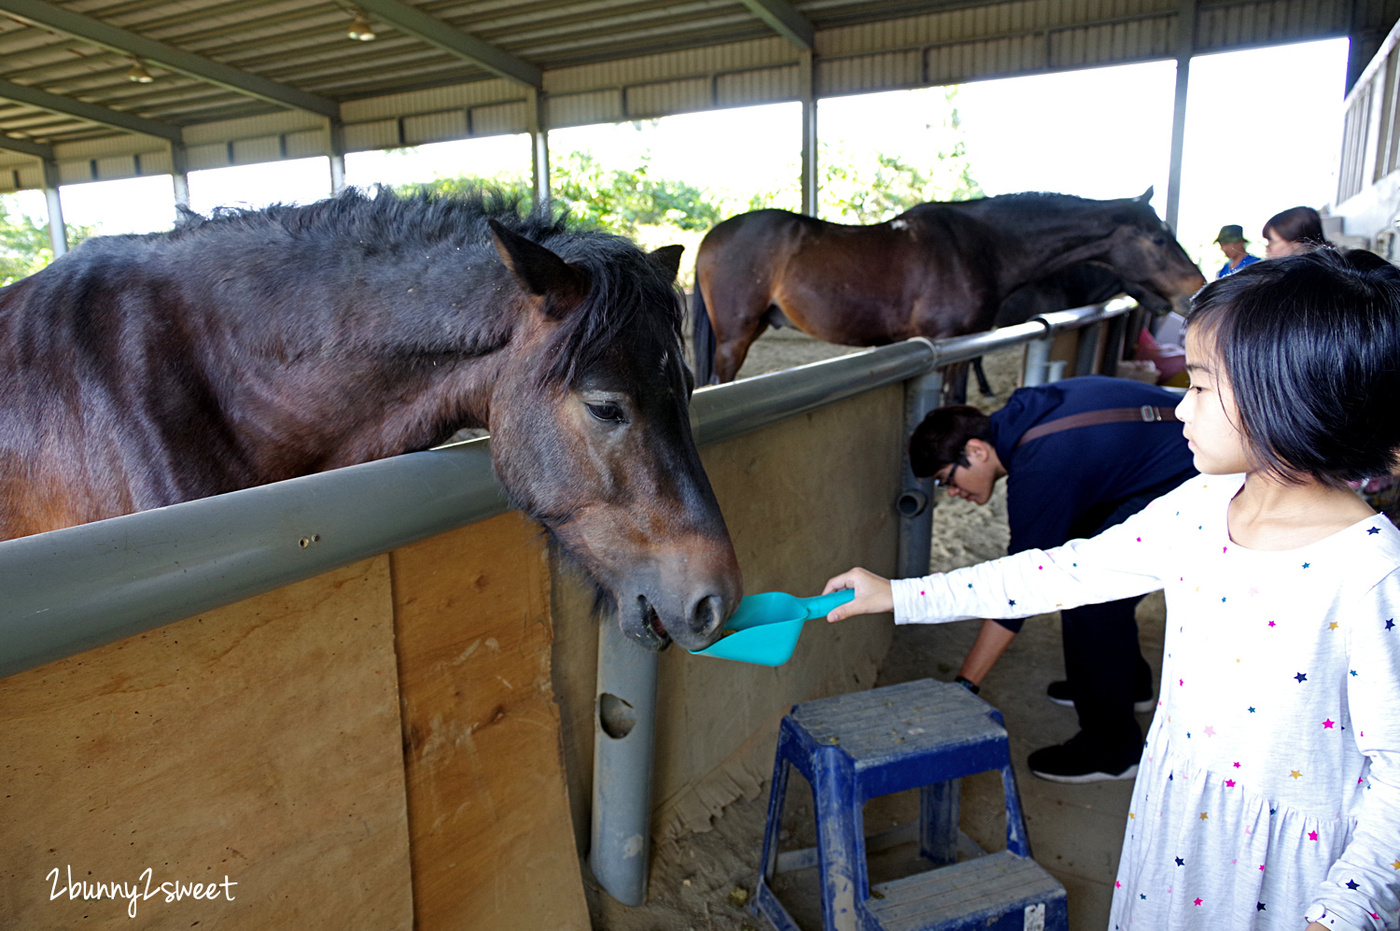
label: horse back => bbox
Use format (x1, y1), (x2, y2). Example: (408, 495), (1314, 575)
(696, 206), (998, 346)
(0, 247), (255, 537)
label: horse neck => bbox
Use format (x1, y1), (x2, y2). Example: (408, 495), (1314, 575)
(963, 200), (1125, 294)
(198, 265), (519, 479)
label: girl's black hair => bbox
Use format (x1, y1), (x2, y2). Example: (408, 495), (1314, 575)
(1186, 248), (1400, 486)
(1262, 205), (1326, 247)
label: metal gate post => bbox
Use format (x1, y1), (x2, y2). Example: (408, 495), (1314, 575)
(589, 614), (661, 906)
(896, 352), (943, 579)
(1021, 320), (1055, 387)
(1074, 319), (1103, 376)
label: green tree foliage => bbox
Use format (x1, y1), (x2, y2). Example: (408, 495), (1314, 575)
(405, 150), (722, 238)
(0, 201), (56, 286)
(0, 196), (95, 286)
(740, 87), (982, 223)
(817, 88), (981, 223)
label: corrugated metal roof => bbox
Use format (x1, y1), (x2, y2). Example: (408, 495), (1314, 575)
(1, 0), (1396, 191)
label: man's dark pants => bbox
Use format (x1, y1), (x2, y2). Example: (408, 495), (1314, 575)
(1058, 486), (1170, 767)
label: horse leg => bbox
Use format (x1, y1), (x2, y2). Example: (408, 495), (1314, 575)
(713, 317), (769, 383)
(941, 361), (972, 405)
(971, 356), (995, 397)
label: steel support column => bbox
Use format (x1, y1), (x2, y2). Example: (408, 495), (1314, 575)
(328, 121), (347, 195)
(799, 50), (818, 216)
(170, 142), (190, 209)
(41, 159), (65, 258)
(529, 88), (551, 207)
(1164, 0), (1196, 232)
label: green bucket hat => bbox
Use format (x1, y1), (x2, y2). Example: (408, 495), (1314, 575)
(1214, 224), (1247, 244)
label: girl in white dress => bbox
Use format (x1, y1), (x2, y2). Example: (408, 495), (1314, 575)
(823, 248), (1400, 930)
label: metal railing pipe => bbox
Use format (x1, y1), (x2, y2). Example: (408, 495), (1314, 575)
(0, 439), (508, 679)
(690, 338), (935, 446)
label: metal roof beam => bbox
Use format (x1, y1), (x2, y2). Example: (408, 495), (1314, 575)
(0, 0), (340, 119)
(738, 0), (814, 50)
(0, 77), (183, 142)
(353, 0), (542, 88)
(0, 133), (53, 159)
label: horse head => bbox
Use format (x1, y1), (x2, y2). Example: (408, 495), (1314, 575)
(1093, 188), (1206, 316)
(484, 220), (742, 651)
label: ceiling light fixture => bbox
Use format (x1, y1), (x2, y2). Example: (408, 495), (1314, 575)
(126, 59), (154, 83)
(347, 10), (376, 41)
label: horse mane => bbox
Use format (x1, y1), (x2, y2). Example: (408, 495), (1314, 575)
(86, 186), (684, 391)
(903, 190), (1150, 216)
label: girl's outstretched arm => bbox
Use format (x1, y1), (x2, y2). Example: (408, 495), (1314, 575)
(822, 568), (892, 621)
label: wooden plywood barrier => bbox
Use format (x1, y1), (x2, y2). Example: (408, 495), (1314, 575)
(390, 512), (588, 931)
(0, 558), (414, 928)
(0, 514), (589, 929)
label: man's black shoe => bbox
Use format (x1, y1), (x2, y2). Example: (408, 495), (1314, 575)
(1028, 734), (1140, 784)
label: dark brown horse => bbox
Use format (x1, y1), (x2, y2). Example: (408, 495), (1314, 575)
(0, 188), (741, 651)
(692, 189), (1205, 388)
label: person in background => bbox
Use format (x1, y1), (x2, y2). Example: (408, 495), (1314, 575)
(1213, 224), (1261, 278)
(1263, 205), (1327, 257)
(900, 375), (1196, 782)
(823, 249), (1400, 931)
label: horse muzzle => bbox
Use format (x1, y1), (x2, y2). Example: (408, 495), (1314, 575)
(619, 585), (739, 652)
(613, 540), (743, 652)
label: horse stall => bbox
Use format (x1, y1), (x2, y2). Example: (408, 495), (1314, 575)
(0, 303), (1128, 929)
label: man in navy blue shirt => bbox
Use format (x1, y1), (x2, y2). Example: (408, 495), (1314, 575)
(910, 375), (1196, 782)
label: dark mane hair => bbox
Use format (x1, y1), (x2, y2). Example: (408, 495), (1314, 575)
(1185, 248), (1400, 485)
(170, 185), (564, 248)
(88, 186), (685, 392)
(909, 405), (994, 476)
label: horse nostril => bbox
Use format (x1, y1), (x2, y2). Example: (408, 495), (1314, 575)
(692, 594), (724, 634)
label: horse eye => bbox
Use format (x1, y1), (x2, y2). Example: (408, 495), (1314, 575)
(586, 402), (627, 424)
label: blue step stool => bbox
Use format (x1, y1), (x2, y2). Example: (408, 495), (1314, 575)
(754, 678), (1068, 931)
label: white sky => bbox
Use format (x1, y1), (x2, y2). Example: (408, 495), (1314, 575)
(7, 37), (1351, 275)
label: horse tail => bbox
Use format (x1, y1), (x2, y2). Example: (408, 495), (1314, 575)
(691, 280), (716, 386)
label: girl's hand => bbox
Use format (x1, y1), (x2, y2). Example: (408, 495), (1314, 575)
(821, 568), (893, 622)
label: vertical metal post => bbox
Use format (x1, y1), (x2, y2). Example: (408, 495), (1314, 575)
(1164, 0), (1196, 232)
(1021, 323), (1054, 388)
(1074, 319), (1103, 376)
(1101, 313), (1127, 378)
(897, 363), (943, 579)
(41, 159), (66, 258)
(528, 88), (551, 208)
(589, 614), (660, 906)
(170, 143), (191, 210)
(328, 121), (347, 195)
(799, 50), (819, 216)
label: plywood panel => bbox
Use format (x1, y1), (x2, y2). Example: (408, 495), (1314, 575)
(391, 513), (588, 931)
(0, 558), (413, 929)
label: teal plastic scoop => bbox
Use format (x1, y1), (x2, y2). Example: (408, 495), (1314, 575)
(690, 589), (855, 667)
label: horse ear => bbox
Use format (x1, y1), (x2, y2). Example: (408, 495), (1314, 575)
(488, 219), (588, 318)
(1138, 186), (1154, 203)
(647, 244), (685, 284)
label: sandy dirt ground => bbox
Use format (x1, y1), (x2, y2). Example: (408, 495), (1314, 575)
(585, 329), (1166, 931)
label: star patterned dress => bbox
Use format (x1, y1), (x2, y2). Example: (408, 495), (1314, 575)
(890, 474), (1400, 930)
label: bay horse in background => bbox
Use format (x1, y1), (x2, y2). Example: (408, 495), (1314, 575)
(0, 188), (741, 652)
(691, 189), (1205, 398)
(967, 263), (1135, 396)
